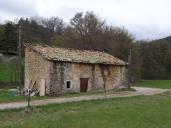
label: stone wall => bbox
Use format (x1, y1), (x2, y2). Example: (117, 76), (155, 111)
(50, 62), (128, 95)
(24, 48), (51, 94)
(49, 62), (64, 96)
(25, 49), (128, 96)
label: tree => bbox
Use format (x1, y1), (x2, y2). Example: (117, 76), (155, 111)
(42, 17), (65, 35)
(140, 40), (171, 79)
(62, 12), (134, 60)
(30, 16), (65, 35)
(18, 18), (52, 45)
(63, 12), (105, 50)
(3, 22), (18, 53)
(0, 25), (5, 51)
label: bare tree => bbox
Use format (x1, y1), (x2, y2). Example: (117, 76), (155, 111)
(42, 17), (65, 34)
(62, 11), (134, 61)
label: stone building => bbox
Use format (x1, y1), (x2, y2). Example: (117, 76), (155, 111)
(24, 44), (128, 96)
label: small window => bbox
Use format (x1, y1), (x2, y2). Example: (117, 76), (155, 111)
(66, 80), (71, 89)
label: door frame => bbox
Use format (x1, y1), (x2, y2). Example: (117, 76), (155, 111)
(80, 78), (89, 92)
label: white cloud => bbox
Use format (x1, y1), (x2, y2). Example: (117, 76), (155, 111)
(0, 0), (171, 40)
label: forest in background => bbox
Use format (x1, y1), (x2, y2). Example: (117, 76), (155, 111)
(0, 11), (170, 81)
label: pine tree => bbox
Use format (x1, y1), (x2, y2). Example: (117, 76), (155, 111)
(3, 22), (18, 53)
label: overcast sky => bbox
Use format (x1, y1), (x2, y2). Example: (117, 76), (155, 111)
(0, 0), (171, 40)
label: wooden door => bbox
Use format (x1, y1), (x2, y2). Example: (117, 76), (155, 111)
(80, 78), (89, 92)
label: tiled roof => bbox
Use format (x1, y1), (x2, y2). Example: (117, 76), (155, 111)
(25, 44), (127, 66)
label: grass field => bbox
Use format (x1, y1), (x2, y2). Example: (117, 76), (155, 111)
(0, 63), (19, 83)
(0, 88), (135, 103)
(0, 89), (48, 103)
(0, 80), (170, 103)
(0, 94), (171, 128)
(132, 80), (171, 89)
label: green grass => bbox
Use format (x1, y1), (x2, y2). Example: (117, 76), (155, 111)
(0, 89), (26, 103)
(61, 88), (135, 98)
(0, 94), (171, 128)
(0, 89), (48, 103)
(0, 63), (19, 83)
(132, 80), (171, 89)
(0, 87), (135, 103)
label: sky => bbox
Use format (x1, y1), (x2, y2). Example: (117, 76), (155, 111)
(0, 0), (171, 40)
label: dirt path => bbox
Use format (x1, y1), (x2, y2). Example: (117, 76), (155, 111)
(0, 87), (169, 110)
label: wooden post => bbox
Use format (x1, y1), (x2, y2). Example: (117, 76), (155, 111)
(18, 24), (22, 94)
(28, 89), (31, 108)
(128, 49), (132, 88)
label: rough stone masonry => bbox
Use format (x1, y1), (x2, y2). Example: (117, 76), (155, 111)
(24, 43), (128, 96)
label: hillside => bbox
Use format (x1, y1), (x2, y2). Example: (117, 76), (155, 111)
(161, 36), (171, 44)
(140, 35), (171, 79)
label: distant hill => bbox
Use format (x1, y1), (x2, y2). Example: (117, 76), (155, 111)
(160, 36), (171, 44)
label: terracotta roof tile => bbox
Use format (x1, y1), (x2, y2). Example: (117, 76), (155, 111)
(25, 43), (127, 65)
